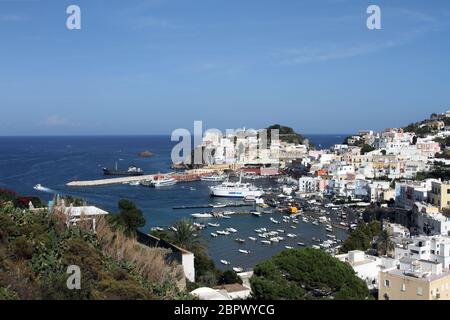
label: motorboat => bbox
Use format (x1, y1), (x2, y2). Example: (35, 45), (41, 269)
(248, 237), (257, 241)
(220, 260), (230, 265)
(211, 233), (218, 237)
(226, 227), (238, 233)
(151, 176), (177, 188)
(261, 240), (271, 245)
(191, 213), (213, 218)
(201, 174), (227, 182)
(251, 211), (261, 217)
(233, 267), (244, 273)
(208, 223), (220, 227)
(238, 249), (250, 254)
(235, 238), (245, 243)
(285, 246), (294, 249)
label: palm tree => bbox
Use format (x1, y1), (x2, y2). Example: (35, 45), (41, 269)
(377, 230), (394, 256)
(169, 219), (205, 253)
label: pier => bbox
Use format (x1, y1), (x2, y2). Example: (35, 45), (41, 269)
(66, 175), (157, 187)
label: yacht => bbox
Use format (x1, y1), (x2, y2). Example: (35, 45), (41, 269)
(201, 174), (227, 182)
(151, 176), (177, 188)
(209, 174), (264, 198)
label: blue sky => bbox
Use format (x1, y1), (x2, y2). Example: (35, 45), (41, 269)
(1, 0), (449, 135)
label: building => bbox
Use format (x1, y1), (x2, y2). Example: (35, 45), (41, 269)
(335, 250), (398, 290)
(379, 259), (450, 300)
(413, 202), (450, 236)
(298, 176), (319, 193)
(430, 181), (450, 210)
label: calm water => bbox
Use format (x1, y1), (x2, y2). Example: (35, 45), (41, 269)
(0, 134), (346, 270)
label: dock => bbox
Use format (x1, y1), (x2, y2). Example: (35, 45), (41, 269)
(66, 171), (208, 187)
(66, 175), (157, 187)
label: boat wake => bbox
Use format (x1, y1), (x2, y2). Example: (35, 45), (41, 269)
(33, 184), (55, 194)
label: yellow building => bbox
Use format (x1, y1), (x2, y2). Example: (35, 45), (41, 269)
(379, 260), (450, 300)
(430, 181), (450, 210)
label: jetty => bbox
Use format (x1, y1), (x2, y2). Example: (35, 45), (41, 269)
(66, 175), (157, 187)
(66, 170), (210, 187)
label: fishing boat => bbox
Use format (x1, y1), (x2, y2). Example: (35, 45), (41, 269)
(103, 162), (144, 176)
(191, 213), (213, 218)
(220, 260), (230, 265)
(232, 267), (244, 273)
(238, 249), (250, 254)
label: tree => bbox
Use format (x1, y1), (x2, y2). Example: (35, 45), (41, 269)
(167, 219), (205, 253)
(218, 270), (243, 285)
(360, 144), (376, 155)
(110, 200), (145, 236)
(250, 248), (371, 300)
(377, 230), (394, 256)
(340, 222), (381, 253)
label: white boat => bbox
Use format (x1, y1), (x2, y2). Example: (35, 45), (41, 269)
(191, 213), (213, 218)
(269, 237), (279, 243)
(297, 242), (305, 246)
(285, 246), (294, 249)
(261, 240), (271, 245)
(287, 233), (297, 238)
(129, 181), (141, 186)
(235, 238), (245, 243)
(151, 176), (177, 188)
(209, 174), (264, 198)
(208, 223), (220, 227)
(33, 184), (51, 192)
(223, 211), (235, 215)
(276, 229), (285, 233)
(210, 233), (218, 237)
(201, 174), (227, 182)
(312, 245), (321, 249)
(212, 204), (227, 208)
(217, 230), (230, 236)
(233, 267), (244, 273)
(270, 218), (280, 224)
(238, 249), (250, 254)
(226, 227), (238, 233)
(220, 260), (230, 265)
(248, 237), (257, 241)
(251, 211), (261, 217)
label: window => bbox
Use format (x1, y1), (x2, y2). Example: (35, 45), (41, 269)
(417, 287), (423, 296)
(401, 284), (406, 292)
(384, 279), (390, 288)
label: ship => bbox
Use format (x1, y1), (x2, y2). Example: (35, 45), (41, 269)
(200, 174), (227, 182)
(209, 173), (264, 198)
(102, 162), (144, 176)
(151, 175), (177, 188)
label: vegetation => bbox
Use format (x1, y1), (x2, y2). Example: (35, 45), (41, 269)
(250, 248), (371, 300)
(339, 222), (381, 253)
(0, 194), (186, 300)
(151, 220), (240, 288)
(414, 163), (450, 181)
(377, 230), (395, 256)
(266, 124), (310, 146)
(109, 199), (146, 236)
(360, 144), (376, 155)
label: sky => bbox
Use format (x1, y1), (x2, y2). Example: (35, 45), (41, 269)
(0, 0), (450, 135)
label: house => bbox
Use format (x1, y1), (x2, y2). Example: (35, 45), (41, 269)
(430, 181), (450, 210)
(379, 259), (450, 300)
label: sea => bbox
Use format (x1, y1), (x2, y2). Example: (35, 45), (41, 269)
(0, 134), (348, 270)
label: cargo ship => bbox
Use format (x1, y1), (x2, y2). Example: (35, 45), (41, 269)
(102, 162), (144, 176)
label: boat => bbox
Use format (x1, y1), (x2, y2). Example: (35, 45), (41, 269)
(208, 223), (220, 227)
(238, 249), (250, 254)
(233, 267), (244, 273)
(285, 246), (294, 249)
(212, 204), (227, 208)
(248, 237), (257, 241)
(220, 260), (230, 265)
(261, 240), (271, 245)
(244, 195), (256, 202)
(209, 173), (264, 198)
(191, 213), (213, 218)
(33, 184), (45, 191)
(103, 162), (144, 176)
(226, 227), (238, 233)
(129, 181), (141, 186)
(312, 237), (321, 243)
(251, 211), (261, 217)
(270, 218), (280, 224)
(312, 245), (321, 249)
(151, 176), (177, 188)
(211, 233), (218, 237)
(201, 174), (227, 182)
(287, 233), (297, 238)
(297, 242), (305, 246)
(217, 230), (230, 236)
(223, 211), (235, 215)
(269, 237), (279, 243)
(235, 238), (245, 243)
(276, 229), (285, 233)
